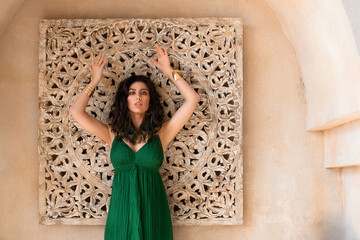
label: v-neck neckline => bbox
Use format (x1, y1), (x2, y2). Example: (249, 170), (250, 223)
(121, 135), (157, 154)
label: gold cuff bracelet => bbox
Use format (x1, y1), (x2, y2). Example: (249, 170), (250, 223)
(172, 70), (182, 81)
(84, 83), (95, 97)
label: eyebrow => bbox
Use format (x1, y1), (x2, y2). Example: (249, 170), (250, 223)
(129, 88), (149, 91)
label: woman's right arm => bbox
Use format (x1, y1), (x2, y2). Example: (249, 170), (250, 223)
(69, 52), (114, 146)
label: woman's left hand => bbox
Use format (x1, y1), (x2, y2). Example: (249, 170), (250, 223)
(150, 44), (173, 77)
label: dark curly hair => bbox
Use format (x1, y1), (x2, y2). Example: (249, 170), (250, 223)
(109, 75), (164, 144)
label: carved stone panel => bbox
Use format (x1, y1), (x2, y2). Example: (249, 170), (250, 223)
(38, 18), (243, 226)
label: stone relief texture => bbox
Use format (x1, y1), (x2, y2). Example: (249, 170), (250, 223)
(38, 18), (243, 226)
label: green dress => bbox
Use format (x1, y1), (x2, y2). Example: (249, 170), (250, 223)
(104, 134), (173, 240)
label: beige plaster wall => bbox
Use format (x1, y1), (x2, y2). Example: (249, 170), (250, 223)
(0, 0), (26, 37)
(0, 0), (343, 239)
(266, 0), (360, 131)
(342, 166), (360, 240)
(324, 120), (360, 168)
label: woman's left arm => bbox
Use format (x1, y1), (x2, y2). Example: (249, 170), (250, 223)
(150, 44), (200, 150)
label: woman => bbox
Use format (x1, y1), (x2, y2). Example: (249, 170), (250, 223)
(70, 44), (200, 240)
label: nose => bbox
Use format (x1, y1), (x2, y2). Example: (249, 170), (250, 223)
(136, 94), (141, 100)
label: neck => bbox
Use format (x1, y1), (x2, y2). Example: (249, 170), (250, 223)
(129, 112), (146, 129)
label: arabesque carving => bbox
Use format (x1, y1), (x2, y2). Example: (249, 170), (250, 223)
(38, 18), (243, 226)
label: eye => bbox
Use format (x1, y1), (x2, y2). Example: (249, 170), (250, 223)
(129, 91), (135, 95)
(141, 91), (148, 95)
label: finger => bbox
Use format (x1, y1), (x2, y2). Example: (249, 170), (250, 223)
(150, 57), (158, 67)
(99, 53), (105, 64)
(163, 47), (168, 56)
(94, 52), (99, 65)
(157, 44), (162, 55)
(90, 66), (92, 71)
(101, 58), (106, 67)
(91, 52), (94, 65)
(96, 52), (103, 65)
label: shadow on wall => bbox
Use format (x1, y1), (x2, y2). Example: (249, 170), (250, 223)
(342, 220), (360, 240)
(320, 217), (345, 240)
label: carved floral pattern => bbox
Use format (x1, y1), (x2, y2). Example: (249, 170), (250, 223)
(38, 18), (243, 225)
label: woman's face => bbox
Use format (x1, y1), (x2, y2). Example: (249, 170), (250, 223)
(127, 81), (150, 114)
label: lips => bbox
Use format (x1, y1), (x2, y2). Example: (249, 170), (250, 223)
(135, 102), (142, 107)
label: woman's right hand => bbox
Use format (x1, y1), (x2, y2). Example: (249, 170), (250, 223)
(70, 51), (112, 147)
(89, 52), (106, 85)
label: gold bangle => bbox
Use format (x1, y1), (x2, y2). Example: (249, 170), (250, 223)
(84, 84), (95, 97)
(172, 70), (182, 81)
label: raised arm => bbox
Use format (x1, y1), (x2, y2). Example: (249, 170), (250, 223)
(150, 44), (200, 150)
(69, 52), (114, 146)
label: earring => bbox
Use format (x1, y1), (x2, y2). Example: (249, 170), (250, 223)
(128, 115), (134, 135)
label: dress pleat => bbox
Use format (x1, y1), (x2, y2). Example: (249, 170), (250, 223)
(104, 134), (173, 240)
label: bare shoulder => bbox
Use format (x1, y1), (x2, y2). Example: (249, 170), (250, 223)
(156, 120), (167, 137)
